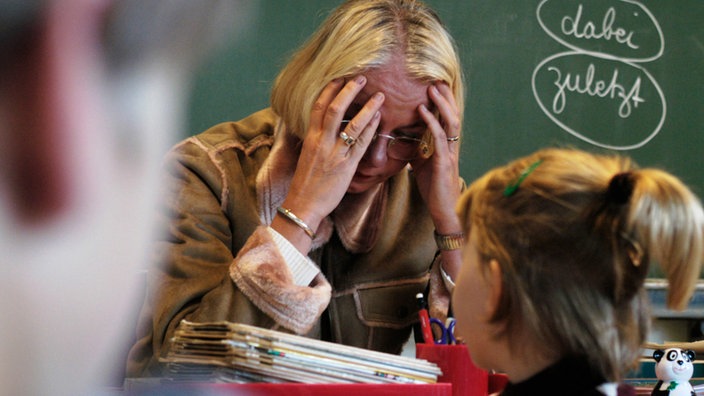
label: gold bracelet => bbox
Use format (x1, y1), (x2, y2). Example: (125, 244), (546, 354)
(433, 230), (464, 251)
(277, 206), (316, 239)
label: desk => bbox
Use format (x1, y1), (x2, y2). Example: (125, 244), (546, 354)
(123, 381), (452, 396)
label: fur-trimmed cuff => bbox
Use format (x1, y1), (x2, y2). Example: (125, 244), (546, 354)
(229, 226), (332, 334)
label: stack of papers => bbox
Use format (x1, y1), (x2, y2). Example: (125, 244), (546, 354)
(161, 320), (442, 384)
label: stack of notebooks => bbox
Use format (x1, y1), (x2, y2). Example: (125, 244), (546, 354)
(161, 320), (442, 385)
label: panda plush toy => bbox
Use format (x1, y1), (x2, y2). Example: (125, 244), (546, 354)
(651, 348), (696, 396)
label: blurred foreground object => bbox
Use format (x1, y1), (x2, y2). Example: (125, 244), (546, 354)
(0, 0), (256, 394)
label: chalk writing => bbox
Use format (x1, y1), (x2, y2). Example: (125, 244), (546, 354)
(533, 0), (666, 150)
(561, 5), (638, 49)
(548, 63), (644, 118)
(536, 0), (664, 61)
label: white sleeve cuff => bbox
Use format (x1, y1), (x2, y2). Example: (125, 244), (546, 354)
(440, 264), (455, 294)
(266, 227), (320, 286)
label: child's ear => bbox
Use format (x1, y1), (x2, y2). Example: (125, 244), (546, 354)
(486, 259), (503, 316)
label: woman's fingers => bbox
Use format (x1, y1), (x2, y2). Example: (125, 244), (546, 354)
(429, 83), (461, 140)
(417, 83), (461, 160)
(311, 78), (345, 129)
(310, 75), (384, 154)
(348, 109), (381, 155)
(286, 75), (384, 225)
(318, 76), (367, 145)
(339, 92), (384, 154)
(412, 84), (462, 229)
(417, 103), (445, 152)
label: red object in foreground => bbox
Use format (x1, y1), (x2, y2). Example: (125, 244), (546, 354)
(124, 382), (452, 396)
(416, 343), (490, 396)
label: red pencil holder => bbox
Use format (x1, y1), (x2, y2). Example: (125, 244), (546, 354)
(416, 343), (489, 396)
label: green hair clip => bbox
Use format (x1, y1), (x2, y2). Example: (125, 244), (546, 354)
(503, 159), (542, 197)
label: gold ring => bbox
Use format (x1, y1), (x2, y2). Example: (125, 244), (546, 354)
(339, 131), (356, 146)
(446, 136), (460, 142)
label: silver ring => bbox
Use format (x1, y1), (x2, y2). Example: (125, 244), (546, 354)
(446, 136), (460, 142)
(339, 131), (356, 146)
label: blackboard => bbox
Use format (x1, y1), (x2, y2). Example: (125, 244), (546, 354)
(187, 1), (704, 278)
(450, 0), (704, 198)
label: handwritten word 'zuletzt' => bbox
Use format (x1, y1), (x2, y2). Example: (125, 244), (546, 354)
(548, 63), (644, 118)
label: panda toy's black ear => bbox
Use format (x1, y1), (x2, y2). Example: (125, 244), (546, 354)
(653, 349), (664, 362)
(685, 349), (696, 361)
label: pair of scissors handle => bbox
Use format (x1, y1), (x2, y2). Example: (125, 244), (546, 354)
(429, 317), (456, 344)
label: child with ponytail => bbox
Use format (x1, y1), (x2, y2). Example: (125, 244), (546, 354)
(452, 148), (704, 396)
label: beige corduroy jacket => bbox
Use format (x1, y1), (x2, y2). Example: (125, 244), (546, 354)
(126, 108), (453, 377)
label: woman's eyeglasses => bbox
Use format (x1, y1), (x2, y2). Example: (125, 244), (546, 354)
(340, 120), (427, 161)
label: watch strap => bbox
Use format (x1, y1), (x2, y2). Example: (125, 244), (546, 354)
(433, 231), (464, 251)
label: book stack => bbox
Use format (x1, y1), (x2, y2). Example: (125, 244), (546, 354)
(161, 320), (442, 385)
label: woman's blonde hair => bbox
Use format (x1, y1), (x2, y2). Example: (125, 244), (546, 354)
(271, 0), (464, 138)
(456, 147), (704, 382)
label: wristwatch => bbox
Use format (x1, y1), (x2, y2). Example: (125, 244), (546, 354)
(433, 231), (464, 251)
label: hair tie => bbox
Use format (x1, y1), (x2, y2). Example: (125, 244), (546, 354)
(606, 172), (634, 205)
(504, 159), (542, 197)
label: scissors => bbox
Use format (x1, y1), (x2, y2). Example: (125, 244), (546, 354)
(429, 317), (456, 345)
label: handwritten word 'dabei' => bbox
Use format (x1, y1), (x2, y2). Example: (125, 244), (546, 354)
(537, 0), (664, 62)
(562, 4), (638, 49)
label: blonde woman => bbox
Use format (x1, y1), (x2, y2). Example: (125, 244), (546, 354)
(128, 0), (466, 377)
(453, 148), (704, 395)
